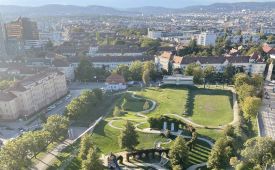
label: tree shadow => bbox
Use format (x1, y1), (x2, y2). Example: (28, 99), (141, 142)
(93, 120), (108, 137)
(185, 87), (234, 117)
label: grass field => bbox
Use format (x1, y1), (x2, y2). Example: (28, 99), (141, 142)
(188, 88), (233, 126)
(91, 120), (166, 154)
(135, 87), (188, 116)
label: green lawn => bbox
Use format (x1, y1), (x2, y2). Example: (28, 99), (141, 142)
(120, 93), (151, 112)
(91, 120), (166, 154)
(188, 88), (233, 126)
(135, 87), (188, 116)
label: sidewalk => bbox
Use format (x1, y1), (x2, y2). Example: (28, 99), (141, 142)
(32, 118), (102, 170)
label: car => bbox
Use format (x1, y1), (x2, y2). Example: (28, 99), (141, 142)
(56, 100), (63, 105)
(65, 94), (72, 101)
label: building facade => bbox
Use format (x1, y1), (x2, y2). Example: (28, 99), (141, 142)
(155, 51), (266, 75)
(0, 71), (67, 120)
(197, 32), (217, 46)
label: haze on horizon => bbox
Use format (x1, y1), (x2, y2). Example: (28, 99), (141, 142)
(0, 0), (272, 8)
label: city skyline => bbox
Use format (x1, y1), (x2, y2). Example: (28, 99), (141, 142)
(0, 0), (273, 8)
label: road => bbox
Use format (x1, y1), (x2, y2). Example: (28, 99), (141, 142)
(258, 81), (275, 140)
(0, 82), (105, 144)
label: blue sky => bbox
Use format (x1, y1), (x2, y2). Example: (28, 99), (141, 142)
(0, 0), (272, 8)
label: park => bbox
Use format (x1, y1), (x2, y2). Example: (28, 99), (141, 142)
(48, 84), (236, 170)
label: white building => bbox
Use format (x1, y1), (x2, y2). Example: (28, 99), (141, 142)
(147, 28), (162, 40)
(162, 75), (194, 86)
(105, 74), (127, 91)
(39, 32), (63, 45)
(0, 71), (68, 120)
(155, 51), (266, 75)
(197, 32), (217, 46)
(88, 45), (145, 57)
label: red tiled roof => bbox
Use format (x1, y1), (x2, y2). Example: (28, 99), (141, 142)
(173, 56), (183, 64)
(263, 43), (273, 53)
(161, 51), (174, 60)
(106, 74), (125, 84)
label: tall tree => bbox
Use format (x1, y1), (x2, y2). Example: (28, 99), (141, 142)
(78, 134), (93, 160)
(234, 73), (251, 88)
(242, 97), (261, 120)
(237, 84), (256, 102)
(76, 58), (94, 82)
(169, 136), (189, 169)
(43, 115), (69, 142)
(119, 121), (139, 150)
(207, 137), (234, 170)
(129, 61), (143, 81)
(241, 137), (275, 168)
(223, 64), (236, 83)
(115, 64), (132, 81)
(142, 69), (151, 86)
(81, 147), (104, 170)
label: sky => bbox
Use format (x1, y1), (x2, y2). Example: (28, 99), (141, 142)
(0, 0), (272, 8)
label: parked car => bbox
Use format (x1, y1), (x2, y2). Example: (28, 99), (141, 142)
(65, 94), (72, 101)
(56, 100), (63, 105)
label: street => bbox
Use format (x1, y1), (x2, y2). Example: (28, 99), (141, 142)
(258, 81), (275, 139)
(0, 82), (105, 144)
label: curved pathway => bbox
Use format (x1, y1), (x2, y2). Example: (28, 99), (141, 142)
(105, 90), (237, 170)
(106, 92), (214, 170)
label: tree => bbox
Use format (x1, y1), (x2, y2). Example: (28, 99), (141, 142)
(0, 80), (13, 90)
(204, 65), (215, 83)
(140, 38), (161, 48)
(81, 147), (104, 170)
(43, 115), (69, 142)
(142, 69), (150, 86)
(113, 106), (122, 116)
(129, 61), (143, 81)
(119, 121), (139, 150)
(76, 58), (93, 82)
(234, 73), (251, 88)
(66, 98), (83, 119)
(143, 61), (157, 80)
(241, 137), (275, 168)
(114, 64), (132, 81)
(267, 35), (275, 42)
(223, 64), (236, 83)
(143, 101), (150, 110)
(169, 136), (189, 169)
(193, 67), (204, 84)
(207, 137), (234, 170)
(78, 134), (93, 160)
(242, 97), (261, 120)
(251, 74), (264, 90)
(237, 84), (256, 102)
(184, 63), (200, 76)
(92, 88), (103, 101)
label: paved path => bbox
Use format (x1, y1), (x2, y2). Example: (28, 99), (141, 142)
(33, 117), (103, 170)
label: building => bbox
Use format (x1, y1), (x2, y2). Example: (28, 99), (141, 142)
(89, 55), (153, 70)
(88, 45), (146, 57)
(197, 32), (217, 46)
(0, 14), (7, 59)
(0, 71), (67, 120)
(105, 74), (127, 91)
(52, 59), (75, 81)
(147, 28), (162, 39)
(5, 17), (39, 41)
(263, 43), (275, 59)
(5, 17), (39, 55)
(155, 51), (266, 75)
(162, 75), (194, 86)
